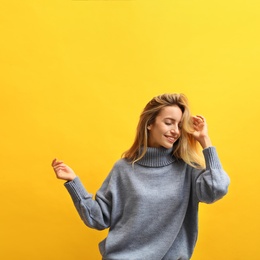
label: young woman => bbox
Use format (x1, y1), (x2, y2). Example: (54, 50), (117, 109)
(52, 93), (230, 260)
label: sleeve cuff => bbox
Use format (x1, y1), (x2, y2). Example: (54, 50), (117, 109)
(64, 177), (92, 203)
(203, 146), (222, 170)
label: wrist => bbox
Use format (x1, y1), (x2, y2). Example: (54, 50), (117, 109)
(67, 175), (77, 182)
(198, 136), (212, 149)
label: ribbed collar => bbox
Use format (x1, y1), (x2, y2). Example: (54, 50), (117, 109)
(136, 147), (176, 168)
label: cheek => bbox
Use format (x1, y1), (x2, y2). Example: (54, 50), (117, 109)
(149, 128), (162, 139)
(157, 125), (168, 134)
(163, 125), (171, 132)
(151, 122), (169, 135)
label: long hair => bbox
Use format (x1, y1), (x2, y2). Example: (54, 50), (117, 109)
(122, 93), (205, 168)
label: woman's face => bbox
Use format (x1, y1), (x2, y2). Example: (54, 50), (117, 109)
(147, 106), (183, 149)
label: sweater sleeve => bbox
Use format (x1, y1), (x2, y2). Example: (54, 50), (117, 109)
(194, 146), (230, 204)
(64, 175), (112, 230)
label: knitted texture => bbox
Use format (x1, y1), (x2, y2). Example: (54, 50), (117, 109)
(65, 147), (230, 260)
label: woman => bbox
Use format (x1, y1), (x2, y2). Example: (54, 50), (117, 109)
(52, 93), (230, 260)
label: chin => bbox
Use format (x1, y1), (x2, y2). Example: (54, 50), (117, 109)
(161, 143), (174, 149)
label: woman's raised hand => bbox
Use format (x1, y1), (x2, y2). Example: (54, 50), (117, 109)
(191, 115), (212, 149)
(51, 158), (77, 181)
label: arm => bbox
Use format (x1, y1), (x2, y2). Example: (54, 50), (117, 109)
(190, 116), (230, 203)
(194, 147), (230, 203)
(64, 176), (111, 230)
(51, 159), (111, 230)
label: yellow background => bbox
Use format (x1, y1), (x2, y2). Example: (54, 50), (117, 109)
(1, 0), (259, 259)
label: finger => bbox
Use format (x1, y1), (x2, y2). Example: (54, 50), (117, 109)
(192, 116), (200, 125)
(193, 116), (206, 127)
(192, 116), (201, 123)
(51, 158), (57, 167)
(53, 166), (61, 174)
(51, 159), (64, 167)
(195, 115), (205, 122)
(193, 124), (200, 130)
(53, 165), (65, 172)
(192, 115), (201, 120)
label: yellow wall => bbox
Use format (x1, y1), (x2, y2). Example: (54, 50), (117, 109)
(1, 0), (259, 259)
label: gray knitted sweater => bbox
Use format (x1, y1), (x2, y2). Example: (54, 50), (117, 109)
(64, 146), (230, 260)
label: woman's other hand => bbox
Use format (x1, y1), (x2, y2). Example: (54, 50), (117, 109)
(51, 159), (77, 181)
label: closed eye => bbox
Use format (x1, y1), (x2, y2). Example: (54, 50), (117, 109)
(164, 118), (182, 128)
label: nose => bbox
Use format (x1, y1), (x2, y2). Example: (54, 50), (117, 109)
(170, 125), (180, 135)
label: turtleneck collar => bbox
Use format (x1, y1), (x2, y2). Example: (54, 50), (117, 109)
(136, 147), (176, 168)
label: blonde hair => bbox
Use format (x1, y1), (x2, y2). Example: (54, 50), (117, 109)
(122, 93), (205, 169)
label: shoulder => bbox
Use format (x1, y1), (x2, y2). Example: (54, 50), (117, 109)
(113, 158), (132, 169)
(107, 158), (133, 178)
(101, 159), (134, 190)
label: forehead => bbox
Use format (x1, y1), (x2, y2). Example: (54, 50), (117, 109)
(157, 106), (183, 120)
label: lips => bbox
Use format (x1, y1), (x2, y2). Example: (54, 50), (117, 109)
(165, 135), (177, 143)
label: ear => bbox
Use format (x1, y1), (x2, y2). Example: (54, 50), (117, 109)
(147, 125), (152, 130)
